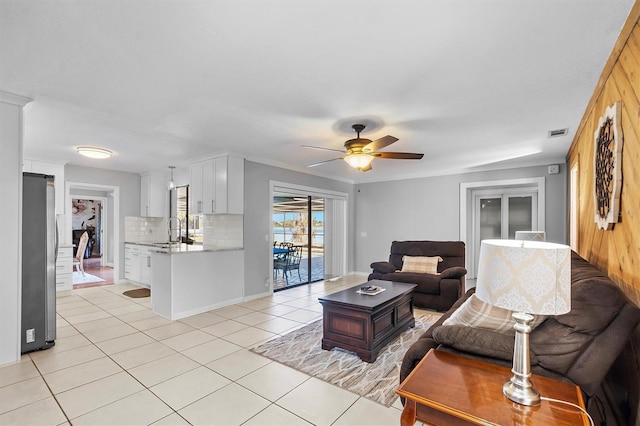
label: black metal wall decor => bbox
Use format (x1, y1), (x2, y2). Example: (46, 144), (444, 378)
(594, 101), (623, 230)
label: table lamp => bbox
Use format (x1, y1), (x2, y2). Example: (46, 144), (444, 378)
(475, 239), (571, 406)
(514, 231), (546, 241)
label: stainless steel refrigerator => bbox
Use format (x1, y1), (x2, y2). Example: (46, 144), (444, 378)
(21, 172), (57, 353)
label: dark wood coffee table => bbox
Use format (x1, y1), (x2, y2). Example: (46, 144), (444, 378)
(318, 280), (417, 362)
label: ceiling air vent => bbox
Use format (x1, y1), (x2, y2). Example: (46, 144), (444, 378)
(548, 128), (569, 138)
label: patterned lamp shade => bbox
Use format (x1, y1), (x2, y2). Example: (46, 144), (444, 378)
(475, 239), (571, 315)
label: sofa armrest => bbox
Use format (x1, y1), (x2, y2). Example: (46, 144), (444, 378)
(370, 261), (396, 274)
(432, 325), (521, 363)
(440, 266), (467, 279)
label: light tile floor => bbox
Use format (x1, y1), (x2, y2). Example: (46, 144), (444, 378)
(0, 275), (411, 425)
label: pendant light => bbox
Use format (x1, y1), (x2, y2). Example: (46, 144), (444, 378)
(168, 166), (176, 190)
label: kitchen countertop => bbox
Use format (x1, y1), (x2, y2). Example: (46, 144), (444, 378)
(125, 241), (243, 254)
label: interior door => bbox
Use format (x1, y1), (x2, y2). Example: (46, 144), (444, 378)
(472, 190), (538, 278)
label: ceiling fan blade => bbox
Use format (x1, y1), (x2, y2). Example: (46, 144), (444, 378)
(363, 135), (398, 152)
(302, 145), (346, 153)
(307, 157), (343, 168)
(372, 152), (424, 159)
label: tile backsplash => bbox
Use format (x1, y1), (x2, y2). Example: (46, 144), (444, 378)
(203, 214), (243, 249)
(125, 216), (168, 242)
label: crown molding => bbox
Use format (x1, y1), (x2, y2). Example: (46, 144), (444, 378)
(0, 90), (33, 107)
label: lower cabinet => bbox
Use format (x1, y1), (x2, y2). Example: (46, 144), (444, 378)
(140, 250), (152, 285)
(56, 245), (73, 291)
(125, 244), (152, 287)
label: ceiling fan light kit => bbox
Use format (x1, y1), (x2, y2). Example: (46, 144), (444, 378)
(304, 123), (423, 172)
(344, 153), (374, 169)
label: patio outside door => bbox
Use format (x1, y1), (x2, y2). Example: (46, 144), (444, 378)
(272, 193), (324, 290)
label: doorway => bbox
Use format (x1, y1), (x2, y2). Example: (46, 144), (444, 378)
(66, 182), (119, 288)
(71, 198), (103, 261)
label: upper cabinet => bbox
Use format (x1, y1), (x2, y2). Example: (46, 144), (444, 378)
(23, 159), (65, 215)
(190, 155), (244, 215)
(140, 173), (168, 217)
(190, 158), (215, 214)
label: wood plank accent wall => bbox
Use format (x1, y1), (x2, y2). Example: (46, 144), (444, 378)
(567, 1), (640, 307)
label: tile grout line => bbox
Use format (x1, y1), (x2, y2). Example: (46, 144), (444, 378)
(13, 277), (366, 424)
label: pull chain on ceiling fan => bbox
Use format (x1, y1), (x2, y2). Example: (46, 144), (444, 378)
(303, 123), (424, 171)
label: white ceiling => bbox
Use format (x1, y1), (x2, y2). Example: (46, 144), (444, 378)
(1, 1), (634, 183)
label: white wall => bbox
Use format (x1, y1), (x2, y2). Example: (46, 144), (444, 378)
(243, 161), (355, 298)
(0, 93), (31, 365)
(65, 165), (141, 281)
(354, 164), (567, 273)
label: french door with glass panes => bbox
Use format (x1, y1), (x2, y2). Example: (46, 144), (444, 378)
(472, 189), (538, 277)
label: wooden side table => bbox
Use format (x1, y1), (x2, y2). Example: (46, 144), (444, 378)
(396, 349), (590, 426)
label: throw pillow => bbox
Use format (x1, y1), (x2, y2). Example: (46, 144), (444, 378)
(401, 256), (442, 274)
(443, 294), (547, 333)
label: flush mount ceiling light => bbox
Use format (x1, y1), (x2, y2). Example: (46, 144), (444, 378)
(76, 146), (112, 159)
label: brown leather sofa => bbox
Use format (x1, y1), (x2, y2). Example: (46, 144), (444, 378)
(400, 251), (640, 425)
(368, 240), (467, 312)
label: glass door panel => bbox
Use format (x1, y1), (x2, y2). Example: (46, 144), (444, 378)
(507, 196), (533, 238)
(472, 191), (537, 278)
(272, 193), (324, 290)
(479, 197), (502, 241)
(311, 196), (325, 281)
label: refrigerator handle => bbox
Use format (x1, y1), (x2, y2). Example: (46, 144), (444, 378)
(55, 218), (59, 262)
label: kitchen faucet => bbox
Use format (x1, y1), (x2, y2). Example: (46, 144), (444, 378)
(168, 217), (182, 243)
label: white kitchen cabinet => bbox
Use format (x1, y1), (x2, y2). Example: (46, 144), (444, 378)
(124, 244), (142, 284)
(125, 243), (154, 287)
(190, 159), (215, 214)
(214, 155), (244, 214)
(23, 159), (66, 215)
(140, 248), (152, 285)
(140, 173), (168, 217)
(190, 155), (244, 215)
(55, 245), (73, 291)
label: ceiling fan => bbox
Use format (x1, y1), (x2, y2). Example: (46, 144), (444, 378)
(303, 124), (424, 171)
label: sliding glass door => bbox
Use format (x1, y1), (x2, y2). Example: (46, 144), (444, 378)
(272, 193), (325, 290)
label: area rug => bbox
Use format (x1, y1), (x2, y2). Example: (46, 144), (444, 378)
(251, 310), (440, 407)
(123, 288), (151, 298)
(72, 271), (105, 285)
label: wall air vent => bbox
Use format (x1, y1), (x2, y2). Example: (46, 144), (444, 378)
(548, 128), (569, 138)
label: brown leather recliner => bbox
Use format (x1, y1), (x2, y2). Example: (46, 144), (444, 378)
(368, 240), (467, 312)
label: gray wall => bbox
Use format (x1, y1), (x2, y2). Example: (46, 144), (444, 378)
(353, 164), (567, 273)
(65, 165), (141, 280)
(243, 161), (355, 298)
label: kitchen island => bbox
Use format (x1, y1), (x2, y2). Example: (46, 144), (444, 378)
(150, 244), (244, 320)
